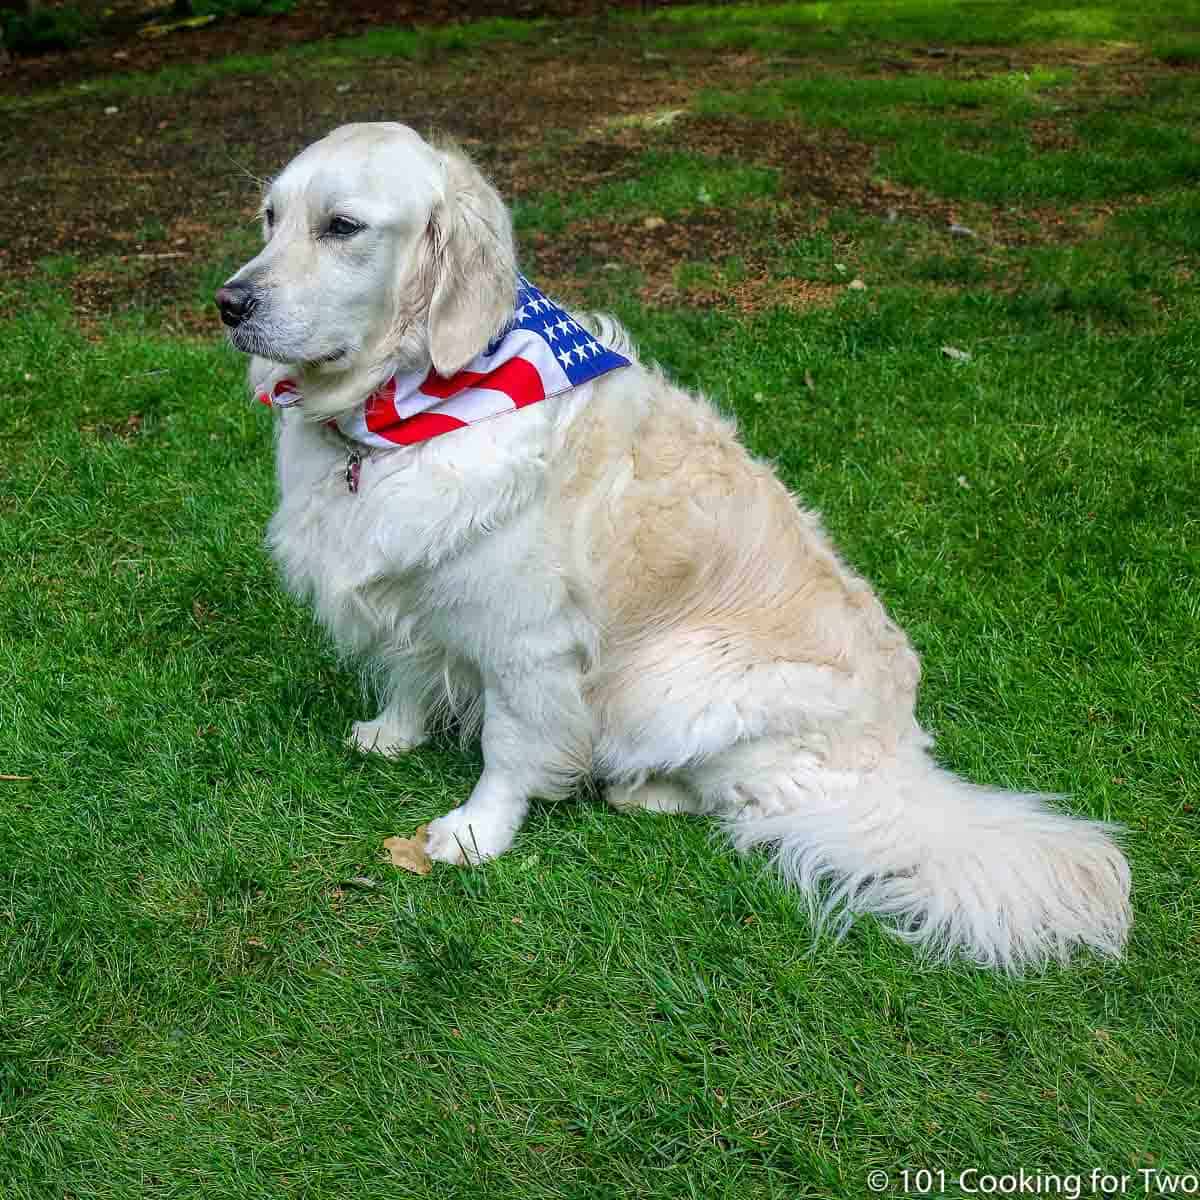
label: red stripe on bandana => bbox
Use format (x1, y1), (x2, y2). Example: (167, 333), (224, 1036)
(363, 377), (400, 440)
(418, 357), (546, 408)
(385, 411), (468, 444)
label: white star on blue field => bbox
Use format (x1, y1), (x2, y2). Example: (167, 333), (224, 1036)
(509, 275), (630, 381)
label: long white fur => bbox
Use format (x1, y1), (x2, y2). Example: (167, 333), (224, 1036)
(222, 123), (1132, 972)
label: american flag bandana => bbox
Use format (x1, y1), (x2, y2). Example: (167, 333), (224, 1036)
(258, 276), (630, 452)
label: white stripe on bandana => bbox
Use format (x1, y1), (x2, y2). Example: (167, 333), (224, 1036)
(258, 276), (630, 448)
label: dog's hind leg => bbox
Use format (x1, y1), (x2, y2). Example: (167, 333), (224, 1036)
(348, 648), (442, 758)
(606, 776), (703, 815)
(349, 710), (427, 758)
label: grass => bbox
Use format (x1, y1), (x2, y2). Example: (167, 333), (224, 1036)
(4, 279), (1200, 1199)
(697, 68), (1200, 203)
(765, 190), (1194, 327)
(629, 0), (1200, 51)
(514, 151), (781, 233)
(3, 2), (1200, 1197)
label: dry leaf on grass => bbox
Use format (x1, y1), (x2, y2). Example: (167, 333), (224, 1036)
(383, 826), (432, 876)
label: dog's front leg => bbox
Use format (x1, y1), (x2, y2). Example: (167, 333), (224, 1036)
(424, 654), (591, 865)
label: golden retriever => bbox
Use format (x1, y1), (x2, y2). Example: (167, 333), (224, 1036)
(216, 123), (1130, 971)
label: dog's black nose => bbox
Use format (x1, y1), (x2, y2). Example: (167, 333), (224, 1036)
(215, 283), (257, 327)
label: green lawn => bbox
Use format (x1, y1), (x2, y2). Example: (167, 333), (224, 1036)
(1, 2), (1199, 1197)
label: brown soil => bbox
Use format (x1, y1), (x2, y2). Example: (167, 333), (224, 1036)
(1, 13), (1186, 326)
(1027, 117), (1082, 153)
(0, 0), (685, 94)
(1, 38), (772, 318)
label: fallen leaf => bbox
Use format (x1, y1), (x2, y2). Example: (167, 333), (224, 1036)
(384, 826), (431, 875)
(804, 370), (815, 390)
(941, 345), (971, 362)
(642, 216), (666, 231)
(848, 278), (867, 291)
(948, 223), (977, 239)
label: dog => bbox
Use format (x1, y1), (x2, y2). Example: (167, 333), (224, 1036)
(216, 123), (1131, 972)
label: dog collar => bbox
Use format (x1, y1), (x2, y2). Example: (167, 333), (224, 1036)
(258, 275), (630, 457)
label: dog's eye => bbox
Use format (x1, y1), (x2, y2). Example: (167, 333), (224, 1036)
(326, 216), (364, 239)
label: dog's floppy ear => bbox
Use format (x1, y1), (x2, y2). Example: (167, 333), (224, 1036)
(426, 147), (517, 379)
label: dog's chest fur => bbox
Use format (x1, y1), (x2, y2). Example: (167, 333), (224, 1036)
(264, 388), (598, 677)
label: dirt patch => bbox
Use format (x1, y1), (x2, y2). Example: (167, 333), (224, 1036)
(544, 112), (965, 226)
(67, 256), (202, 334)
(526, 200), (850, 314)
(653, 272), (843, 315)
(1027, 117), (1082, 153)
(0, 38), (794, 333)
(80, 409), (145, 440)
(1, 22), (1185, 328)
(0, 41), (776, 280)
(0, 1), (687, 95)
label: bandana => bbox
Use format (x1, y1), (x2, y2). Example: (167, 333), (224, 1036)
(258, 275), (630, 451)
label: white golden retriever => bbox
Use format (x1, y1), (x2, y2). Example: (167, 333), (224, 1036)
(217, 123), (1131, 971)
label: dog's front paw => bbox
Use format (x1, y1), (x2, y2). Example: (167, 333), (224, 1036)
(424, 805), (518, 865)
(348, 716), (427, 759)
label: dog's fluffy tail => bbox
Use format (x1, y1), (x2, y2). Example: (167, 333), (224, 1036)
(724, 740), (1131, 971)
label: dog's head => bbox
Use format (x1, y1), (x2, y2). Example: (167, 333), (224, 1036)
(217, 123), (517, 400)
